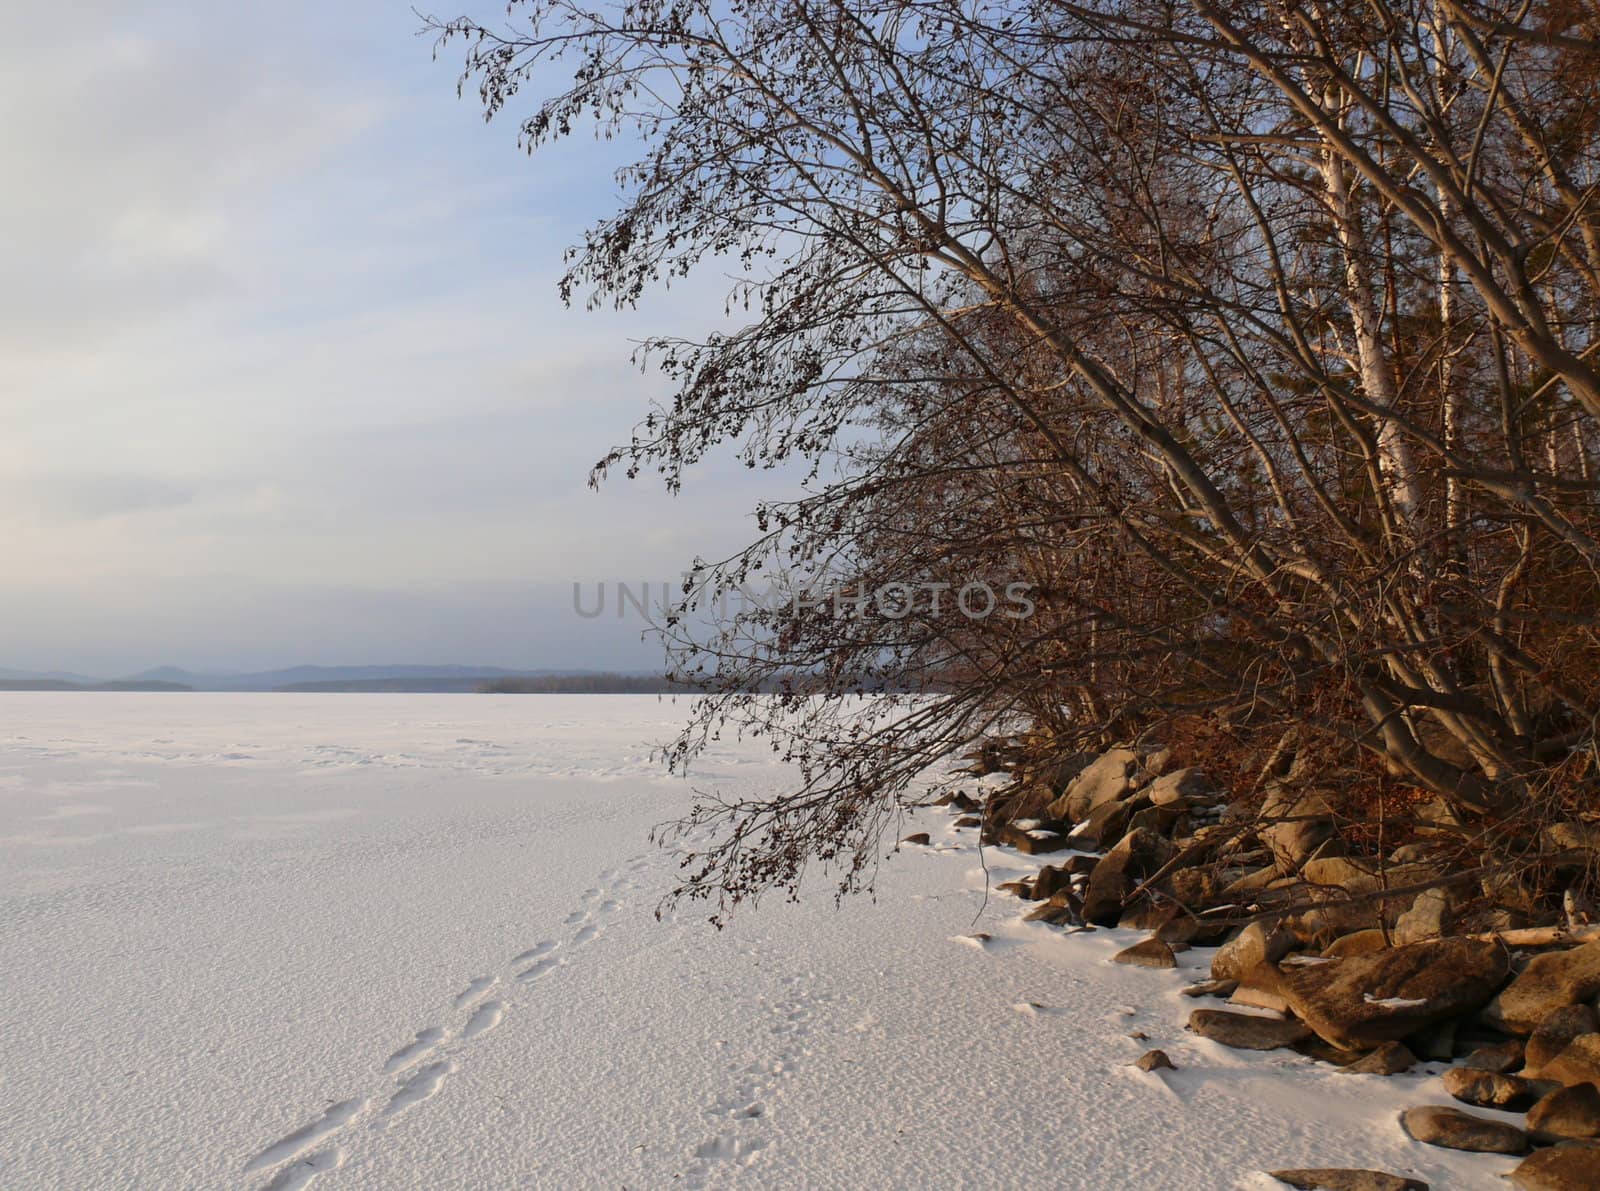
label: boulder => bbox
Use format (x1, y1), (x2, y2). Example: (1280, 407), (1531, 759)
(1023, 892), (1079, 925)
(1146, 767), (1214, 807)
(1509, 1146), (1600, 1190)
(1528, 1083), (1600, 1143)
(1113, 939), (1177, 969)
(1529, 1005), (1600, 1074)
(1134, 1048), (1175, 1072)
(1230, 970), (1293, 1016)
(900, 832), (931, 846)
(1324, 930), (1391, 958)
(1483, 941), (1600, 1034)
(1338, 1041), (1417, 1076)
(1541, 1033), (1600, 1090)
(1408, 1017), (1458, 1062)
(1068, 797), (1134, 850)
(1188, 1008), (1312, 1050)
(952, 814), (982, 828)
(1399, 1105), (1528, 1154)
(1393, 889), (1454, 945)
(1259, 783), (1339, 872)
(1182, 978), (1238, 998)
(1127, 802), (1188, 837)
(1027, 751), (1095, 795)
(1212, 921), (1296, 983)
(1302, 855), (1384, 892)
(1460, 1038), (1525, 1073)
(1275, 937), (1510, 1051)
(996, 823), (1071, 854)
(1081, 828), (1174, 927)
(1031, 864), (1074, 902)
(1543, 821), (1600, 854)
(1051, 747), (1141, 822)
(1440, 1068), (1552, 1111)
(1268, 1171), (1427, 1191)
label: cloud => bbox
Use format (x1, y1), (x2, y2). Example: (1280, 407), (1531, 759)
(0, 2), (780, 674)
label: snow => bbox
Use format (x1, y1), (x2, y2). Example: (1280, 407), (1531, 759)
(1364, 994), (1431, 1009)
(0, 693), (1513, 1189)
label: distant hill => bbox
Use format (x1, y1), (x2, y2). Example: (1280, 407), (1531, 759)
(0, 662), (666, 694)
(279, 676), (512, 693)
(477, 674), (693, 694)
(0, 679), (192, 692)
(120, 664), (585, 692)
(0, 667), (97, 685)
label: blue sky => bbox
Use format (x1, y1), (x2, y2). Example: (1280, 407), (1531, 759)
(1, 1), (770, 675)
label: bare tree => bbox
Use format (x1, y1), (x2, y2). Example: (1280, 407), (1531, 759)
(430, 0), (1600, 918)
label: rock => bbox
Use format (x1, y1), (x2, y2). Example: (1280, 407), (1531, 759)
(1399, 1104), (1528, 1154)
(1113, 938), (1177, 969)
(1529, 1005), (1600, 1074)
(996, 879), (1034, 898)
(1338, 1041), (1417, 1076)
(1409, 1017), (1458, 1062)
(900, 832), (931, 846)
(1051, 747), (1141, 822)
(1324, 929), (1390, 958)
(1259, 783), (1339, 872)
(1528, 1083), (1600, 1142)
(1188, 1008), (1312, 1050)
(1029, 864), (1073, 902)
(1393, 888), (1454, 945)
(1119, 898), (1174, 932)
(1212, 921), (1296, 982)
(1134, 1048), (1175, 1072)
(1080, 828), (1174, 927)
(1460, 1038), (1525, 1073)
(1541, 1033), (1600, 1089)
(1167, 866), (1220, 909)
(1484, 940), (1600, 1034)
(1068, 797), (1134, 849)
(1275, 937), (1511, 1051)
(1182, 978), (1238, 998)
(952, 814), (982, 828)
(1023, 891), (1080, 925)
(1268, 1170), (1428, 1191)
(1509, 1145), (1600, 1190)
(1232, 957), (1294, 1005)
(949, 790), (979, 812)
(997, 823), (1071, 854)
(1127, 802), (1187, 837)
(1146, 767), (1214, 807)
(1220, 864), (1282, 903)
(1302, 855), (1383, 892)
(1544, 821), (1600, 854)
(1440, 1067), (1552, 1110)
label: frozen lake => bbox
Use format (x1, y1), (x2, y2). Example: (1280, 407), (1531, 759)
(0, 695), (1501, 1189)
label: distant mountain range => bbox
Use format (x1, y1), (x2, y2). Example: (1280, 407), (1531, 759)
(0, 664), (654, 693)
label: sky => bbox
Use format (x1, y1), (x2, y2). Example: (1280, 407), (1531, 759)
(0, 1), (772, 676)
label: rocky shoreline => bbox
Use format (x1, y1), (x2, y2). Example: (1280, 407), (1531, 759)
(925, 743), (1600, 1190)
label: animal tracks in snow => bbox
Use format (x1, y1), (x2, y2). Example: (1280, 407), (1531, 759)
(683, 986), (823, 1185)
(382, 1027), (445, 1075)
(242, 852), (650, 1189)
(462, 1000), (504, 1039)
(245, 1097), (367, 1174)
(378, 1060), (454, 1125)
(516, 955), (562, 982)
(452, 975), (496, 1010)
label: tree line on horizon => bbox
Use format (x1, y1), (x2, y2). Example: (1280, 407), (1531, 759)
(434, 0), (1600, 919)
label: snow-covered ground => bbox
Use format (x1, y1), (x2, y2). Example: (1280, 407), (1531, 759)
(0, 694), (1508, 1189)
